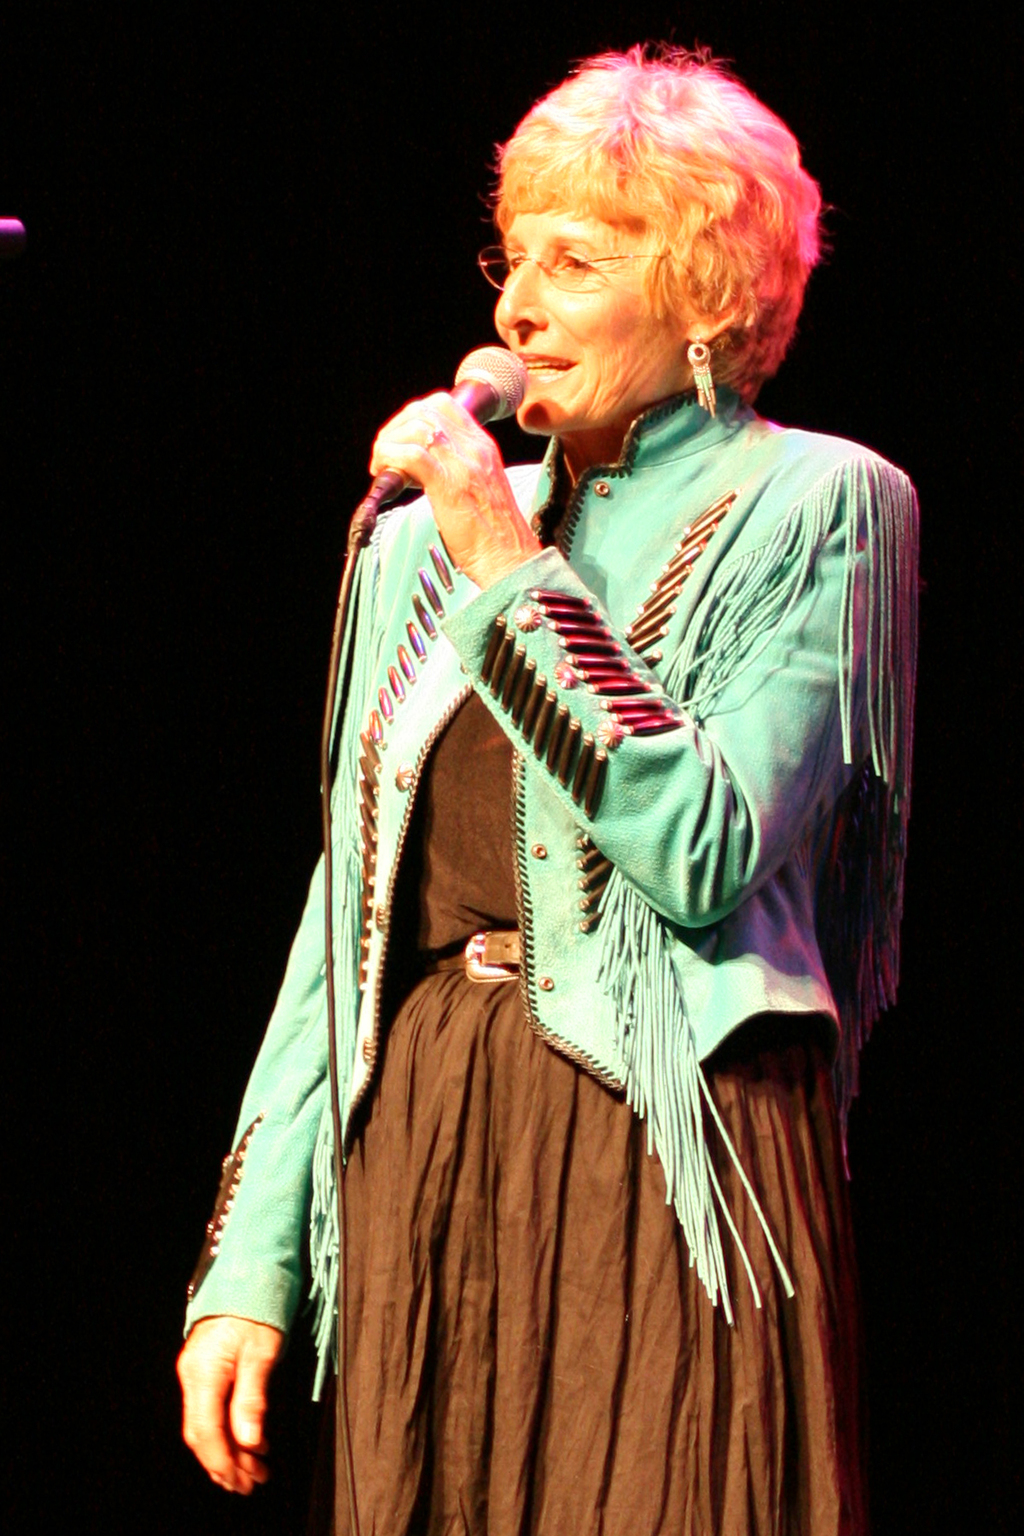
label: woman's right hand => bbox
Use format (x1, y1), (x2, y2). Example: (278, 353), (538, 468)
(369, 391), (541, 590)
(177, 1315), (285, 1493)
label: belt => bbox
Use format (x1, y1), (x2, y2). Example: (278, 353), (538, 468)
(423, 930), (521, 983)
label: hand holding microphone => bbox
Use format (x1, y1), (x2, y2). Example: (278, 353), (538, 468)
(366, 347), (540, 590)
(364, 347), (527, 510)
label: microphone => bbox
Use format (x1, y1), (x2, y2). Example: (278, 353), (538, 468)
(361, 346), (528, 518)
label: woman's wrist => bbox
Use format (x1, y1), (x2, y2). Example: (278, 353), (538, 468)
(460, 530), (544, 590)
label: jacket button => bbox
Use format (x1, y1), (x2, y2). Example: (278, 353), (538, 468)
(593, 480), (611, 497)
(395, 763), (415, 791)
(538, 975), (555, 991)
(531, 843), (547, 859)
(361, 1037), (374, 1063)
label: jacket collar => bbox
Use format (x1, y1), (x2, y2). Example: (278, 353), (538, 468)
(531, 387), (752, 516)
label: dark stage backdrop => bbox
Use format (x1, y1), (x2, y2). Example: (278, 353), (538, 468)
(2, 4), (1017, 1531)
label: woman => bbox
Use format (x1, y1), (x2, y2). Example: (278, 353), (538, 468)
(179, 46), (917, 1535)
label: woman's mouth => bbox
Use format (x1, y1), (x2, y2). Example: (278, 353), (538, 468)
(520, 355), (574, 379)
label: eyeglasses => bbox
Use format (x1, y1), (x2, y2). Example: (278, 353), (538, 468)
(477, 245), (663, 293)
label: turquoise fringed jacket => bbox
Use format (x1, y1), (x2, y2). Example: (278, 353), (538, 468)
(185, 390), (918, 1390)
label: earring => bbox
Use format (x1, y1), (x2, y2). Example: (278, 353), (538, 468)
(687, 340), (716, 417)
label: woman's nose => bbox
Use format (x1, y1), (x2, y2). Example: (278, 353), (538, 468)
(495, 259), (547, 336)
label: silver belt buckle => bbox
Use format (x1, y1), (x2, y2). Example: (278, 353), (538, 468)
(464, 931), (518, 983)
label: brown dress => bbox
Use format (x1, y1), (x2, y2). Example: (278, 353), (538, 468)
(313, 693), (868, 1536)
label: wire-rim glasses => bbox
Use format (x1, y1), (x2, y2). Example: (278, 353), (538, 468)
(477, 246), (664, 293)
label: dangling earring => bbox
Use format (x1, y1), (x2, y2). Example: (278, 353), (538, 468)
(687, 340), (716, 417)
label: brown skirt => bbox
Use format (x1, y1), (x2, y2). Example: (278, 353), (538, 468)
(312, 975), (866, 1536)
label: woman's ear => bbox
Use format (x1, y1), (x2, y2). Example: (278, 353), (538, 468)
(686, 297), (746, 349)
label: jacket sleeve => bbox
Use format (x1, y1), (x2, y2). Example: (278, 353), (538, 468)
(183, 857), (331, 1336)
(182, 516), (390, 1337)
(442, 454), (918, 930)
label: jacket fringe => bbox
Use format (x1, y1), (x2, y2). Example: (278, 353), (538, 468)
(597, 884), (795, 1318)
(822, 459), (919, 1139)
(597, 456), (917, 1305)
(308, 532), (387, 1396)
(672, 454), (918, 1137)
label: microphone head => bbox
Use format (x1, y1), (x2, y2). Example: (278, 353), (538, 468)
(454, 346), (528, 419)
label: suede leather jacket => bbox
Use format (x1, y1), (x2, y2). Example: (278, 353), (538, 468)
(185, 391), (918, 1381)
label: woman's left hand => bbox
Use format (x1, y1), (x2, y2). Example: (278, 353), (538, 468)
(369, 392), (542, 589)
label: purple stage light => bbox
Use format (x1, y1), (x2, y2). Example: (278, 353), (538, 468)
(0, 219), (27, 257)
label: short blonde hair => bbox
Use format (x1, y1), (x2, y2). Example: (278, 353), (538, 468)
(495, 46), (824, 400)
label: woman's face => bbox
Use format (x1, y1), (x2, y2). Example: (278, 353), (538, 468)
(494, 210), (693, 478)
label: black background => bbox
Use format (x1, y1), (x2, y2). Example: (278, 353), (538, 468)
(2, 3), (1018, 1531)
